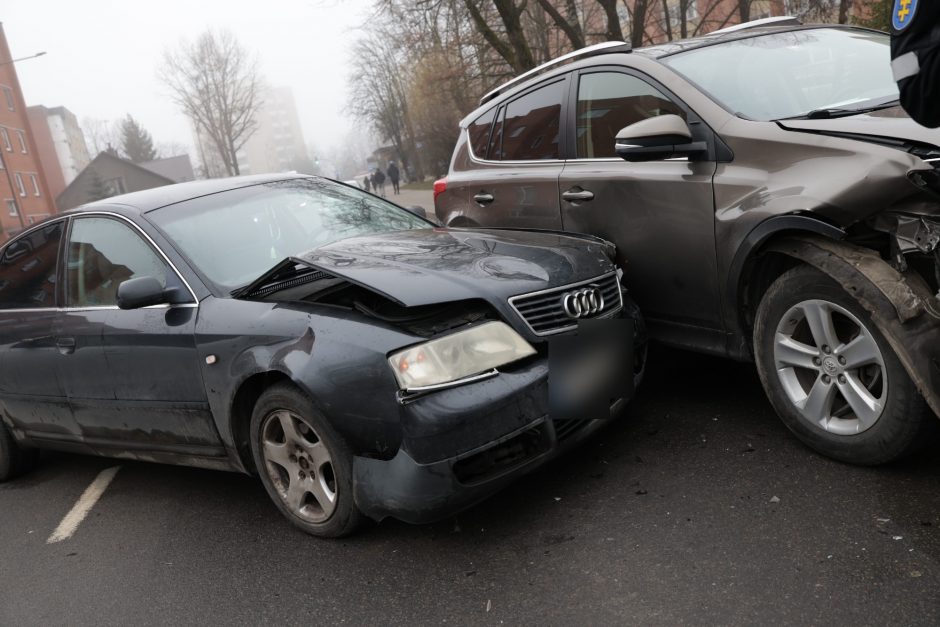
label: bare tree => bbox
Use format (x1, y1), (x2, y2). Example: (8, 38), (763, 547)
(535, 0), (586, 49)
(159, 30), (262, 177)
(155, 140), (190, 158)
(82, 117), (121, 157)
(464, 0), (537, 72)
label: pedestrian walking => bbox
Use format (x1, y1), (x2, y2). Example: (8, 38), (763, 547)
(362, 175), (371, 192)
(370, 171), (378, 193)
(387, 161), (401, 195)
(891, 0), (940, 127)
(374, 169), (387, 197)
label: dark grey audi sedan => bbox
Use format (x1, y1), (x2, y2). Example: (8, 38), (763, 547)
(0, 174), (640, 537)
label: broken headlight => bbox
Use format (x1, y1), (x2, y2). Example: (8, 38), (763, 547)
(388, 321), (535, 391)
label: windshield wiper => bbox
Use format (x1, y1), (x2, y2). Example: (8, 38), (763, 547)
(232, 258), (336, 300)
(779, 98), (901, 121)
(231, 258), (297, 298)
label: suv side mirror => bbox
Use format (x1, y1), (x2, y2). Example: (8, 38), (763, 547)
(117, 276), (177, 310)
(615, 114), (707, 162)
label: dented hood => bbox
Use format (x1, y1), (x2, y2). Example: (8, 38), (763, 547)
(778, 106), (940, 147)
(293, 228), (616, 307)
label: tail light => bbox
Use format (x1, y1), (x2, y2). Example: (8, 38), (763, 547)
(433, 178), (447, 203)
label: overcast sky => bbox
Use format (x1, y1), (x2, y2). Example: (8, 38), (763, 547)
(5, 0), (373, 157)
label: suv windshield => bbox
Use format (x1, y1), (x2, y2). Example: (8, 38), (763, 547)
(661, 28), (898, 121)
(149, 178), (430, 291)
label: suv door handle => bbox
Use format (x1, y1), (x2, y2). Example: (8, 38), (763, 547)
(56, 337), (76, 355)
(562, 188), (595, 203)
(473, 192), (495, 205)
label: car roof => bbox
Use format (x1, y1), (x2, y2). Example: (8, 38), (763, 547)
(634, 23), (877, 59)
(459, 24), (879, 127)
(63, 172), (312, 215)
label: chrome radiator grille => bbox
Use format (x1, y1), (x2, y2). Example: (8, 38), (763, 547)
(508, 272), (622, 336)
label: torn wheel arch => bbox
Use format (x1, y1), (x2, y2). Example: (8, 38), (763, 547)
(763, 235), (940, 419)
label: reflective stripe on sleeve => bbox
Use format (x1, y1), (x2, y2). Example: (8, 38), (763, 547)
(892, 51), (921, 81)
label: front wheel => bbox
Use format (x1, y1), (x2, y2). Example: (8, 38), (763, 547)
(753, 265), (932, 465)
(249, 384), (364, 538)
(0, 420), (39, 482)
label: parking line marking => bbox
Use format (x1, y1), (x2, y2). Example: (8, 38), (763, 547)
(46, 466), (121, 544)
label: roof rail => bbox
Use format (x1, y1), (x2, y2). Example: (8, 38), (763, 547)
(479, 41), (632, 106)
(711, 16), (802, 35)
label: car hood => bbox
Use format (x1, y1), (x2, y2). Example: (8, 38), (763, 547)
(777, 106), (940, 147)
(293, 228), (617, 308)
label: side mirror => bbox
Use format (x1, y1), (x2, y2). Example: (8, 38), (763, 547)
(117, 276), (175, 310)
(615, 114), (708, 162)
(404, 205), (428, 220)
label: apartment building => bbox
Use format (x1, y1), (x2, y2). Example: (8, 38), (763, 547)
(27, 104), (91, 204)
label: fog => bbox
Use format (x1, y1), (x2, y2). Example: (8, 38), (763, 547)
(4, 0), (373, 157)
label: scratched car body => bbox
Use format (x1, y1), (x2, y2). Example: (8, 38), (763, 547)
(0, 174), (641, 538)
(437, 21), (940, 465)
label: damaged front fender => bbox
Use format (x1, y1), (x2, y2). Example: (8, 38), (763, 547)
(766, 236), (940, 418)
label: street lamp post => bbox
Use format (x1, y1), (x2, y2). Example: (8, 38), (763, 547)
(0, 51), (45, 67)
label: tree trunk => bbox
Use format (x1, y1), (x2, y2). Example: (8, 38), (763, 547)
(680, 0), (689, 38)
(661, 0), (673, 41)
(535, 0), (585, 49)
(629, 0), (650, 47)
(838, 0), (850, 23)
(597, 0), (625, 41)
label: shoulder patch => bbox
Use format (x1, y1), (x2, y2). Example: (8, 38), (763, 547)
(893, 0), (918, 31)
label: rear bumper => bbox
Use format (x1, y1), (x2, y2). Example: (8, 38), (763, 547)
(352, 399), (625, 524)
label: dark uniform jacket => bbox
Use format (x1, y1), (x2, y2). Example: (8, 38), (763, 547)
(891, 0), (940, 127)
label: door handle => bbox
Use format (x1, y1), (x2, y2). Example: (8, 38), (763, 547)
(562, 188), (595, 203)
(473, 192), (495, 206)
(56, 337), (76, 355)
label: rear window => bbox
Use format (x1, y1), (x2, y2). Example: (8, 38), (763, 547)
(501, 80), (565, 161)
(468, 108), (495, 158)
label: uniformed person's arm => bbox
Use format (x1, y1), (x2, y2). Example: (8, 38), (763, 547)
(891, 0), (940, 127)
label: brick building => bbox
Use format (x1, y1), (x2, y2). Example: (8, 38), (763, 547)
(0, 23), (56, 241)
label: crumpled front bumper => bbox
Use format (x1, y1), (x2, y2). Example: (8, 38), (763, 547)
(352, 400), (625, 525)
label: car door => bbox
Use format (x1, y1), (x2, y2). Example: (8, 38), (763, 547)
(0, 219), (78, 441)
(461, 77), (569, 230)
(558, 68), (723, 332)
(57, 214), (223, 455)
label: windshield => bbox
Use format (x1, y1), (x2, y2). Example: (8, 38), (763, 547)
(149, 178), (431, 291)
(661, 28), (898, 121)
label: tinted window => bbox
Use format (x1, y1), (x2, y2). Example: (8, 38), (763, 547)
(468, 108), (495, 158)
(150, 178), (430, 291)
(501, 80), (565, 160)
(0, 221), (62, 309)
(67, 217), (173, 307)
(577, 72), (686, 159)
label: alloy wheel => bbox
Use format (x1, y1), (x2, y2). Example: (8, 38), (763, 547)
(773, 299), (888, 435)
(260, 410), (338, 523)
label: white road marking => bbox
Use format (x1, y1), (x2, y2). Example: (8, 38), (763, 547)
(46, 466), (121, 544)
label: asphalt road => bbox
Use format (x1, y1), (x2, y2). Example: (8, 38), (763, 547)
(2, 346), (939, 626)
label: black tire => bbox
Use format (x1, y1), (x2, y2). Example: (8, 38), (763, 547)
(249, 383), (364, 538)
(753, 265), (931, 465)
(0, 420), (39, 482)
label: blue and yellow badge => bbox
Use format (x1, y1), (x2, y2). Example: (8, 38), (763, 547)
(893, 0), (918, 31)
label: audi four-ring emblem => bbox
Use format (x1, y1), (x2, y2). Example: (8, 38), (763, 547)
(561, 286), (604, 318)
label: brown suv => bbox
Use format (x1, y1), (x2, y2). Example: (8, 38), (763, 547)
(435, 21), (940, 465)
